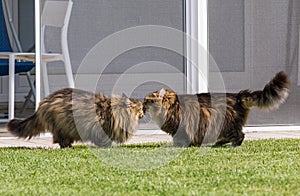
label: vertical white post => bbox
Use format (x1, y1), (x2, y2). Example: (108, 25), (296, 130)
(35, 0), (41, 109)
(185, 0), (192, 93)
(8, 54), (15, 119)
(198, 0), (208, 93)
(186, 0), (198, 94)
(185, 0), (192, 94)
(185, 0), (208, 93)
(191, 0), (199, 93)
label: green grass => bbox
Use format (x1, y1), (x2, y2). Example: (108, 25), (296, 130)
(0, 139), (300, 195)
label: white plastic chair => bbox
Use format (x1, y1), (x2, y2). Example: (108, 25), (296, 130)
(40, 0), (75, 95)
(0, 0), (75, 120)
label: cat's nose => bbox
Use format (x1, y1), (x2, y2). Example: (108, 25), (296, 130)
(142, 106), (148, 113)
(139, 113), (144, 118)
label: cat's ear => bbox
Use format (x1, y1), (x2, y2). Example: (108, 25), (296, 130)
(122, 93), (128, 98)
(158, 88), (166, 98)
(124, 97), (131, 107)
(122, 93), (132, 107)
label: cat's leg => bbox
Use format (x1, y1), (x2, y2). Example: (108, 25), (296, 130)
(93, 136), (112, 148)
(58, 138), (73, 148)
(211, 128), (230, 147)
(230, 130), (245, 147)
(58, 139), (73, 148)
(94, 139), (112, 148)
(52, 132), (59, 144)
(55, 131), (74, 148)
(212, 138), (230, 147)
(223, 128), (245, 147)
(91, 130), (113, 148)
(52, 130), (71, 147)
(172, 127), (191, 147)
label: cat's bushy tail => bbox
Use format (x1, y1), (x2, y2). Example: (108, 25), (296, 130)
(243, 71), (290, 110)
(6, 113), (44, 139)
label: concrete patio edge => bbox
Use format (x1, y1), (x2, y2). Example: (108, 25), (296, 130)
(0, 130), (300, 148)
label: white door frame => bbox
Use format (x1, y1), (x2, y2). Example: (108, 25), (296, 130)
(186, 0), (300, 132)
(34, 0), (41, 109)
(185, 0), (208, 94)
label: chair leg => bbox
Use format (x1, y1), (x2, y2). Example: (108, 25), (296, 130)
(63, 57), (74, 88)
(21, 72), (36, 114)
(42, 62), (50, 96)
(25, 71), (36, 100)
(21, 88), (35, 114)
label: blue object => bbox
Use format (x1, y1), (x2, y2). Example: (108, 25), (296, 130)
(0, 2), (34, 76)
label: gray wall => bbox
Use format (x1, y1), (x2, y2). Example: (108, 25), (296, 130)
(44, 0), (184, 74)
(44, 0), (185, 97)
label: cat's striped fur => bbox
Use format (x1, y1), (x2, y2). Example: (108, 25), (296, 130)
(143, 71), (290, 147)
(7, 88), (144, 148)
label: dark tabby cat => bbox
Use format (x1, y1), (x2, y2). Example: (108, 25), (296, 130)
(7, 88), (144, 148)
(143, 71), (290, 147)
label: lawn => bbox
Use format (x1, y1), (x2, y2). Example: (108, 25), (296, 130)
(0, 139), (299, 195)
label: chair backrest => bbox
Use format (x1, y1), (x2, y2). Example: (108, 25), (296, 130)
(42, 0), (73, 28)
(41, 0), (73, 52)
(0, 2), (34, 75)
(0, 1), (13, 52)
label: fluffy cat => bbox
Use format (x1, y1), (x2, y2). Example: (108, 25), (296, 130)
(7, 88), (144, 148)
(143, 71), (290, 147)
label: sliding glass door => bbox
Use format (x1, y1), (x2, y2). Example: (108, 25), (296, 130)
(208, 0), (300, 126)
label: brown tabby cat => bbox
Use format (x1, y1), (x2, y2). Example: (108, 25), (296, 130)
(143, 71), (290, 147)
(7, 88), (144, 148)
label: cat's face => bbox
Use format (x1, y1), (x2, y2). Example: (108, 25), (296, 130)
(143, 88), (177, 121)
(129, 99), (144, 119)
(111, 95), (144, 119)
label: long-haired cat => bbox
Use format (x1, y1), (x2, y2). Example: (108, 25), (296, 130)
(7, 88), (144, 148)
(143, 71), (290, 147)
